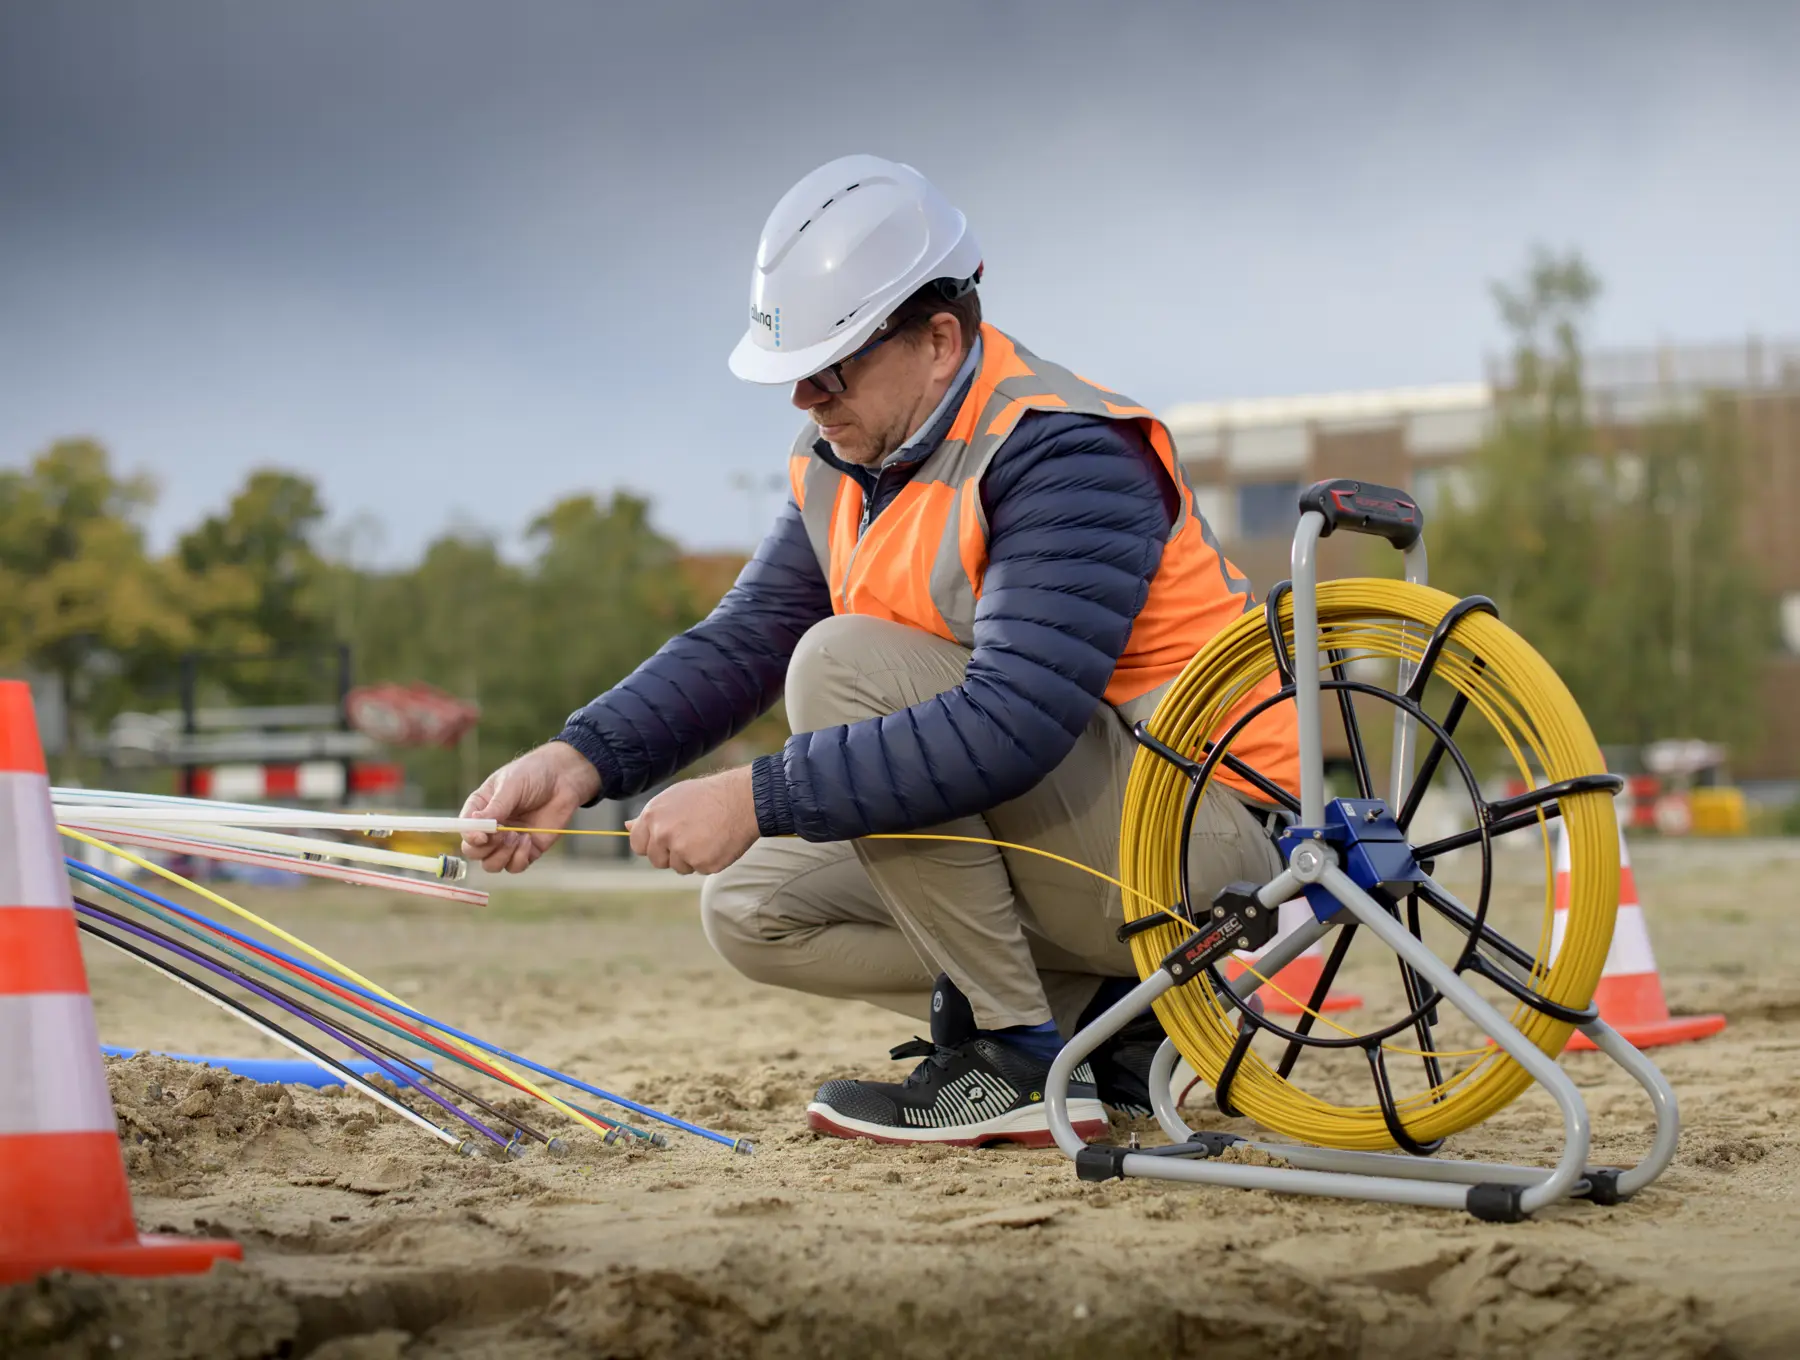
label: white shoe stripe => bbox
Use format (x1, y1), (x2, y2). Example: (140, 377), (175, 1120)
(808, 1096), (1109, 1144)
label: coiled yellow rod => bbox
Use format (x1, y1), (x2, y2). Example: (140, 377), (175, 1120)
(1120, 579), (1619, 1151)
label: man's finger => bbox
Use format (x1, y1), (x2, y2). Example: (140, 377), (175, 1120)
(475, 777), (520, 826)
(459, 781), (498, 853)
(643, 832), (669, 870)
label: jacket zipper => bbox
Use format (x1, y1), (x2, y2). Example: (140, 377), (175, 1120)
(837, 469), (886, 609)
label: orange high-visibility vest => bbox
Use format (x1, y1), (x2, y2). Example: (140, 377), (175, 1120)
(787, 324), (1298, 801)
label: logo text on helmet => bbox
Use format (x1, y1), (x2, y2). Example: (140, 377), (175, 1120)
(751, 305), (781, 348)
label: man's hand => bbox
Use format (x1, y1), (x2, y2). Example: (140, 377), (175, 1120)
(627, 766), (761, 875)
(459, 741), (602, 874)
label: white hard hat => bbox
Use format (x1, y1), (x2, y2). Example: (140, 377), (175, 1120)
(728, 154), (983, 386)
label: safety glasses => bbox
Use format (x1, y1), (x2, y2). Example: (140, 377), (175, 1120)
(799, 315), (921, 394)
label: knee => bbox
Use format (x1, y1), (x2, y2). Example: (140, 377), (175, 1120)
(784, 614), (879, 732)
(785, 614), (965, 732)
(698, 862), (782, 984)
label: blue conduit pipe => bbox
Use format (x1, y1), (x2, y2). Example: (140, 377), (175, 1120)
(100, 1043), (431, 1088)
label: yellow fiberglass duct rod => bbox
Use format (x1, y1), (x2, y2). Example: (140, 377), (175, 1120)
(1119, 577), (1620, 1152)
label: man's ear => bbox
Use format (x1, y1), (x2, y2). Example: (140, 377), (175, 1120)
(930, 312), (963, 379)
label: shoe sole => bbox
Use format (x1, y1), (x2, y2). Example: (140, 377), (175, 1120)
(804, 1099), (1110, 1148)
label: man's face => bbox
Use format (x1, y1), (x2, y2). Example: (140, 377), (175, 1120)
(790, 315), (964, 466)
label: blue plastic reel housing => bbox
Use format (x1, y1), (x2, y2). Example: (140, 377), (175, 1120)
(1276, 798), (1428, 922)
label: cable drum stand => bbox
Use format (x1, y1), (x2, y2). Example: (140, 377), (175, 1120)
(1044, 479), (1681, 1221)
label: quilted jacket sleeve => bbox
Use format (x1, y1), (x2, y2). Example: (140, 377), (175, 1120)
(555, 495), (831, 801)
(754, 412), (1178, 840)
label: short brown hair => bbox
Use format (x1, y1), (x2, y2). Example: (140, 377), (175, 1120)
(885, 277), (983, 357)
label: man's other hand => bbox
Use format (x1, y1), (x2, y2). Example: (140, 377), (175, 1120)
(627, 767), (760, 875)
(459, 741), (602, 873)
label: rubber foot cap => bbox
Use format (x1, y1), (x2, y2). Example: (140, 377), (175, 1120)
(1466, 1183), (1527, 1223)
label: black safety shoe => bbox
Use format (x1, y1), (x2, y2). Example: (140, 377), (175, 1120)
(806, 977), (1107, 1147)
(1088, 1010), (1166, 1116)
(1086, 989), (1266, 1114)
(1076, 979), (1173, 1115)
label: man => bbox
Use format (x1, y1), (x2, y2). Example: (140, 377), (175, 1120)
(461, 154), (1296, 1148)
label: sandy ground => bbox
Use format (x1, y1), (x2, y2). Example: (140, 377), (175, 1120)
(6, 840), (1800, 1359)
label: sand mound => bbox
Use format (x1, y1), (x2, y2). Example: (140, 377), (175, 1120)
(104, 1053), (541, 1199)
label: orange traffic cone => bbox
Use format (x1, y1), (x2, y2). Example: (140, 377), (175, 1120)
(1226, 900), (1363, 1015)
(1549, 820), (1726, 1051)
(0, 680), (241, 1283)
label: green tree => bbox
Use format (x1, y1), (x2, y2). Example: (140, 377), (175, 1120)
(522, 491), (697, 723)
(1433, 249), (1770, 764)
(0, 440), (250, 767)
(337, 529), (530, 805)
(1589, 397), (1769, 748)
(177, 470), (335, 702)
(336, 492), (700, 807)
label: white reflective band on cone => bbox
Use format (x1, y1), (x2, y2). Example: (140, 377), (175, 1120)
(0, 772), (75, 907)
(0, 994), (115, 1136)
(1548, 822), (1657, 976)
(1550, 903), (1658, 977)
(1236, 900), (1318, 962)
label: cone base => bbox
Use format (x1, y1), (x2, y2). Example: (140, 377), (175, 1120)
(1566, 1013), (1727, 1052)
(0, 1233), (241, 1286)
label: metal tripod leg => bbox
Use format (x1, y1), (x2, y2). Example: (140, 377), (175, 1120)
(1046, 970), (1173, 1155)
(1421, 877), (1683, 1196)
(1310, 860), (1593, 1212)
(1045, 868), (1306, 1150)
(1052, 853), (1611, 1216)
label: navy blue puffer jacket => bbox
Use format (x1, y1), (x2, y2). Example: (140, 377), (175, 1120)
(556, 385), (1177, 842)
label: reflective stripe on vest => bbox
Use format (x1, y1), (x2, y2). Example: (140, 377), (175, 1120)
(787, 324), (1298, 800)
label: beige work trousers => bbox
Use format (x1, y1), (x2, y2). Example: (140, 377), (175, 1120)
(699, 615), (1284, 1035)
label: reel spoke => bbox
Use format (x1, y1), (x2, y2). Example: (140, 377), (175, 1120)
(1395, 687), (1472, 833)
(1326, 647), (1376, 798)
(1212, 1019), (1258, 1119)
(1401, 595), (1498, 704)
(1418, 877), (1597, 1023)
(1197, 739), (1301, 815)
(1274, 921), (1359, 1079)
(1393, 891), (1446, 1095)
(1463, 951), (1598, 1025)
(1264, 581), (1295, 684)
(1412, 772), (1624, 863)
(1415, 878), (1537, 972)
(1486, 772), (1624, 822)
(1365, 1041), (1445, 1156)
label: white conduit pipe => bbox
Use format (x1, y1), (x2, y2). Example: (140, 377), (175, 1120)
(59, 823), (487, 905)
(64, 818), (461, 878)
(51, 804), (494, 835)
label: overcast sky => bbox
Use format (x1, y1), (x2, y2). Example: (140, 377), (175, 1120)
(3, 1), (1796, 562)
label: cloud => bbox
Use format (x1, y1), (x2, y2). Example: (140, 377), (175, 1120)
(2, 1), (1796, 559)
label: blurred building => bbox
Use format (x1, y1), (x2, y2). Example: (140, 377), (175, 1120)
(1167, 337), (1800, 779)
